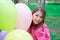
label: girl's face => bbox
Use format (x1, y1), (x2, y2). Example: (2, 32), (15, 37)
(32, 10), (43, 25)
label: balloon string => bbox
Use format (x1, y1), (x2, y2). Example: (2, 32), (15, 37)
(0, 30), (1, 32)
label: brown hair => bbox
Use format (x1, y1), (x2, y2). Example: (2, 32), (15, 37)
(29, 6), (46, 33)
(31, 6), (46, 27)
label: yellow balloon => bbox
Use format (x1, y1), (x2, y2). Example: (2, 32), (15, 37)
(4, 30), (33, 40)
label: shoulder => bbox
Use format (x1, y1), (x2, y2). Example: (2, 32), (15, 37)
(42, 23), (47, 28)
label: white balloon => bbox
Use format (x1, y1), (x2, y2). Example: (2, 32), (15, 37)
(15, 3), (32, 31)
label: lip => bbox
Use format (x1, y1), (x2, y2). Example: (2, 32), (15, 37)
(35, 21), (40, 24)
(36, 20), (40, 23)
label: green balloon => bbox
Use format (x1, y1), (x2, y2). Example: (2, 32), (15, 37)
(0, 0), (17, 31)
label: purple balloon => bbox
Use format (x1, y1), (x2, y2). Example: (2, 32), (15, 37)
(0, 30), (8, 40)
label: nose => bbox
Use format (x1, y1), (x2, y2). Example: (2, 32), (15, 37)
(37, 17), (40, 21)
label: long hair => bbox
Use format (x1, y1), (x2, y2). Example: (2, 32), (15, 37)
(32, 6), (46, 26)
(30, 6), (46, 33)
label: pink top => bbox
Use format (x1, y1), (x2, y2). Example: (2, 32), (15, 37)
(27, 23), (50, 40)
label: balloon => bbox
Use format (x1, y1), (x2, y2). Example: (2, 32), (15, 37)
(15, 3), (32, 31)
(0, 0), (17, 31)
(0, 30), (8, 40)
(4, 30), (33, 40)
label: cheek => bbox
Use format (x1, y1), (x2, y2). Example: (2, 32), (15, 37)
(39, 18), (43, 21)
(32, 15), (37, 23)
(40, 18), (43, 22)
(32, 15), (36, 20)
(32, 16), (35, 21)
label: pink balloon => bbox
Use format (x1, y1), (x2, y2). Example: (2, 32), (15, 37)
(15, 3), (32, 31)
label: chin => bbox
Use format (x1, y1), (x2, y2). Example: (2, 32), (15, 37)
(34, 23), (39, 25)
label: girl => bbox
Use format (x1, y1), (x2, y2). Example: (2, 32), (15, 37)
(27, 6), (50, 40)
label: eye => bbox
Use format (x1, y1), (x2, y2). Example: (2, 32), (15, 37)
(36, 15), (38, 17)
(40, 16), (43, 18)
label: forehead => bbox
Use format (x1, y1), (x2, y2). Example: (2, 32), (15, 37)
(34, 10), (43, 16)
